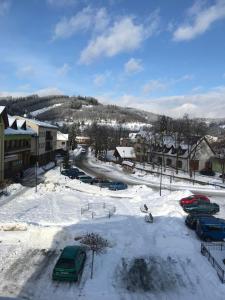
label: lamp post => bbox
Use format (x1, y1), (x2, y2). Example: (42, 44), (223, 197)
(35, 133), (38, 193)
(159, 157), (163, 196)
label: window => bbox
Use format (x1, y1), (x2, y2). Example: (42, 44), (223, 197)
(62, 142), (65, 145)
(158, 157), (162, 164)
(177, 160), (182, 169)
(166, 158), (172, 166)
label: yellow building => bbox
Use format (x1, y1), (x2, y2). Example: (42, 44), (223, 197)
(0, 107), (9, 183)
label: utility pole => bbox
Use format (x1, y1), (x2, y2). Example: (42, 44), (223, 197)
(35, 133), (38, 193)
(159, 158), (163, 196)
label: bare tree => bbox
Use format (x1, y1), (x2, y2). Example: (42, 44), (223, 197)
(80, 233), (110, 279)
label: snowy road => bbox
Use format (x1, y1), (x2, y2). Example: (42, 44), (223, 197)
(76, 155), (225, 197)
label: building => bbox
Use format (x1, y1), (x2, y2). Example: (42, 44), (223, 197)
(16, 117), (58, 166)
(56, 131), (69, 152)
(122, 160), (135, 173)
(4, 118), (34, 179)
(75, 136), (91, 146)
(0, 107), (9, 183)
(114, 146), (136, 163)
(151, 136), (215, 173)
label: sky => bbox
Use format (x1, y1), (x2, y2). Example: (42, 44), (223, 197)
(0, 0), (225, 118)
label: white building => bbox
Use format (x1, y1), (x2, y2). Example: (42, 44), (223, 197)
(151, 136), (215, 173)
(56, 131), (69, 152)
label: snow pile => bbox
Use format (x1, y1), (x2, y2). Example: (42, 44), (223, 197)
(0, 223), (27, 231)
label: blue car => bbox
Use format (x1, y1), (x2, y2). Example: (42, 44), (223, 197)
(108, 182), (128, 191)
(196, 217), (225, 241)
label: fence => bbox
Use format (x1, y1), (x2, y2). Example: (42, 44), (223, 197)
(81, 202), (116, 219)
(201, 243), (225, 283)
(135, 164), (225, 190)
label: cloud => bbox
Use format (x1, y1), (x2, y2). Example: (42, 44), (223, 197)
(173, 0), (225, 41)
(56, 63), (71, 76)
(124, 58), (143, 74)
(35, 87), (64, 96)
(0, 87), (64, 98)
(79, 11), (160, 64)
(53, 7), (109, 39)
(0, 0), (10, 16)
(99, 86), (225, 118)
(93, 72), (111, 87)
(142, 75), (193, 94)
(47, 0), (77, 6)
(17, 65), (36, 78)
(142, 80), (167, 94)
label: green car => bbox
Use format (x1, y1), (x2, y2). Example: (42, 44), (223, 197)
(183, 200), (219, 215)
(52, 246), (86, 282)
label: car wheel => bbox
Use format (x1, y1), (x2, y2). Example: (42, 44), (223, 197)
(205, 237), (211, 242)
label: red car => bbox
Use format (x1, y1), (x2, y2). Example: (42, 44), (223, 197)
(180, 194), (210, 206)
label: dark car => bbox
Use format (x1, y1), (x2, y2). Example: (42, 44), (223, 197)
(79, 175), (93, 183)
(99, 179), (112, 188)
(109, 182), (128, 191)
(68, 171), (86, 179)
(219, 174), (225, 179)
(183, 200), (219, 215)
(196, 217), (225, 241)
(199, 169), (215, 176)
(91, 178), (112, 188)
(68, 170), (85, 179)
(180, 194), (210, 206)
(185, 214), (214, 230)
(52, 246), (86, 282)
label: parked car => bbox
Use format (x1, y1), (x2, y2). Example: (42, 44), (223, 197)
(99, 179), (112, 188)
(196, 217), (225, 241)
(219, 174), (225, 179)
(52, 246), (86, 282)
(75, 172), (86, 178)
(109, 182), (128, 190)
(180, 194), (210, 206)
(79, 175), (93, 183)
(91, 178), (112, 188)
(185, 214), (214, 230)
(199, 169), (215, 176)
(61, 169), (69, 175)
(183, 200), (219, 215)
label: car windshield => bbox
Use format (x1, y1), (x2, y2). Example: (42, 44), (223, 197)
(186, 196), (195, 200)
(57, 258), (74, 268)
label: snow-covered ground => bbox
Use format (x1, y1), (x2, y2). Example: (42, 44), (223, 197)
(30, 103), (63, 117)
(1, 167), (225, 299)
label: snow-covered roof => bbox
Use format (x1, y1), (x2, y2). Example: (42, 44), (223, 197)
(24, 118), (58, 129)
(122, 160), (135, 167)
(116, 147), (136, 159)
(8, 116), (17, 128)
(4, 127), (35, 136)
(129, 132), (138, 139)
(0, 106), (5, 114)
(57, 131), (68, 141)
(16, 119), (26, 129)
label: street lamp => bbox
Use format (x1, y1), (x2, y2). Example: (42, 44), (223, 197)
(159, 156), (163, 196)
(35, 133), (39, 193)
